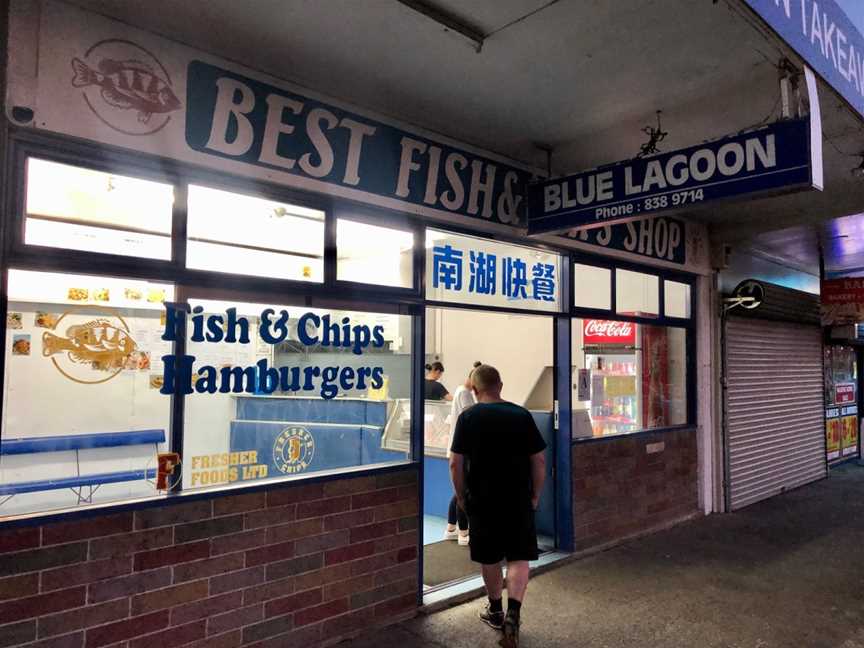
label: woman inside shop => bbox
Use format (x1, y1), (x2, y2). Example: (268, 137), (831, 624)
(424, 361), (453, 401)
(443, 361), (481, 545)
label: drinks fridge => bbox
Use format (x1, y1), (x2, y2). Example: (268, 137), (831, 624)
(582, 319), (640, 436)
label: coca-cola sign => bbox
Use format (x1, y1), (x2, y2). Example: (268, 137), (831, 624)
(583, 319), (636, 345)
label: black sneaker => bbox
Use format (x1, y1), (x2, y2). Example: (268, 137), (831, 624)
(479, 604), (505, 630)
(499, 611), (520, 648)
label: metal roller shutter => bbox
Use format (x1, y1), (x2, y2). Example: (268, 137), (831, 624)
(724, 316), (826, 510)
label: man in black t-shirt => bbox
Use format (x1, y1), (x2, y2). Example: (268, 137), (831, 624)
(450, 364), (547, 648)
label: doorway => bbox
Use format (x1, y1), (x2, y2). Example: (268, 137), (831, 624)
(421, 306), (556, 591)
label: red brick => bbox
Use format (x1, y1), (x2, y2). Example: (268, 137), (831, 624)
(294, 530), (349, 557)
(190, 629), (241, 648)
(131, 580), (209, 615)
(374, 532), (416, 553)
(372, 499), (418, 522)
(350, 521), (397, 544)
(207, 604), (263, 636)
(134, 501), (212, 530)
(43, 514), (133, 546)
(374, 561), (417, 587)
(0, 528), (40, 553)
(88, 569), (172, 604)
(38, 599), (129, 638)
(245, 541), (295, 568)
(325, 541), (374, 566)
(351, 488), (400, 510)
(323, 509), (374, 531)
(170, 592), (240, 626)
(264, 518), (322, 545)
(43, 557), (131, 591)
(172, 553), (244, 583)
(264, 553), (323, 583)
(266, 483), (324, 508)
(133, 541), (210, 572)
(296, 496), (350, 520)
(242, 577), (294, 606)
(210, 566), (265, 596)
(322, 476), (376, 497)
(241, 614), (294, 644)
(323, 574), (375, 602)
(213, 492), (266, 516)
(128, 619), (205, 648)
(212, 529), (267, 556)
(264, 587), (322, 618)
(398, 516), (419, 533)
(0, 573), (38, 601)
(22, 630), (84, 648)
(0, 543), (88, 578)
(350, 578), (414, 609)
(84, 610), (168, 648)
(89, 529), (173, 560)
(294, 598), (349, 627)
(375, 471), (416, 488)
(244, 622), (320, 648)
(0, 620), (37, 646)
(174, 516), (243, 544)
(350, 550), (399, 576)
(0, 587), (85, 624)
(397, 546), (417, 563)
(320, 609), (373, 642)
(244, 505), (296, 530)
(374, 592), (416, 619)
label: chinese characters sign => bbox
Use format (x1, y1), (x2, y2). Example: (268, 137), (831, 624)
(426, 230), (561, 311)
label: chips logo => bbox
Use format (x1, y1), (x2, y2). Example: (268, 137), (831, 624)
(42, 309), (137, 384)
(71, 39), (181, 136)
(273, 427), (315, 474)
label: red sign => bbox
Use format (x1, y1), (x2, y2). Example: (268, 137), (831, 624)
(583, 319), (636, 345)
(821, 278), (864, 325)
(835, 383), (856, 405)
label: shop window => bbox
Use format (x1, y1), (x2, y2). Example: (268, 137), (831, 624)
(574, 264), (611, 310)
(572, 319), (687, 438)
(1, 269), (174, 517)
(186, 185), (325, 282)
(664, 280), (691, 319)
(426, 229), (562, 312)
(24, 158), (173, 260)
(180, 299), (411, 490)
(616, 269), (659, 317)
(337, 219), (414, 288)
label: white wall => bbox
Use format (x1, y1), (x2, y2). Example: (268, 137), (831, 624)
(434, 308), (553, 408)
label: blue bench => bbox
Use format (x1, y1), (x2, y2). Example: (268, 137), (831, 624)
(0, 430), (165, 503)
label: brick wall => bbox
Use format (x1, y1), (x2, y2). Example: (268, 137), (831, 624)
(0, 468), (419, 648)
(572, 429), (698, 551)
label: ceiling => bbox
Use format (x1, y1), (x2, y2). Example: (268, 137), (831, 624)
(66, 0), (864, 273)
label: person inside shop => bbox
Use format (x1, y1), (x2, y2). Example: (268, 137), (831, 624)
(443, 360), (481, 546)
(424, 361), (453, 401)
(449, 364), (547, 648)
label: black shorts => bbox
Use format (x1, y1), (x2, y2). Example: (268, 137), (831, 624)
(467, 503), (539, 564)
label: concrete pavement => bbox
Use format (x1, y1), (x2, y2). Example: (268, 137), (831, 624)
(342, 463), (864, 648)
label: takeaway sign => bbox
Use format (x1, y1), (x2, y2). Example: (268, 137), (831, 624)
(527, 119), (817, 235)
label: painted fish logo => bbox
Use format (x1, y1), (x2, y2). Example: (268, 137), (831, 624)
(71, 39), (180, 136)
(42, 311), (137, 384)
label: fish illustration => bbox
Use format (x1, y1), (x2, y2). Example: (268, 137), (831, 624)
(43, 319), (137, 372)
(71, 57), (181, 123)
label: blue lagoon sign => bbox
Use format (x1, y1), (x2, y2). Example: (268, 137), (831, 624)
(527, 119), (817, 235)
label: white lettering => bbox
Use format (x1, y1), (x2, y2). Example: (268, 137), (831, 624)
(395, 137), (427, 198)
(544, 184), (561, 212)
(689, 148), (716, 182)
(597, 171), (614, 201)
(440, 153), (468, 211)
(468, 161), (497, 218)
(667, 221), (682, 261)
(654, 218), (669, 260)
(838, 27), (849, 81)
(746, 134), (776, 170)
(624, 167), (642, 195)
(339, 118), (376, 186)
(259, 94), (304, 169)
(666, 154), (689, 186)
(642, 160), (668, 192)
(205, 78), (255, 156)
(623, 221), (638, 252)
(424, 146), (442, 205)
(811, 3), (826, 57)
(298, 107), (338, 178)
(717, 142), (745, 176)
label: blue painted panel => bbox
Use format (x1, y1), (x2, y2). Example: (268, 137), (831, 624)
(361, 429), (405, 464)
(532, 412), (556, 537)
(423, 454), (452, 519)
(229, 420), (384, 477)
(0, 468), (157, 495)
(235, 397), (386, 427)
(0, 430), (166, 455)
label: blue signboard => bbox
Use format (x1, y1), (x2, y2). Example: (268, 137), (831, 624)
(527, 119), (815, 235)
(742, 0), (864, 120)
(563, 216), (686, 264)
(186, 61), (531, 227)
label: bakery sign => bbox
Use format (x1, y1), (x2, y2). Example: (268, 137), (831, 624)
(582, 320), (636, 346)
(821, 278), (864, 325)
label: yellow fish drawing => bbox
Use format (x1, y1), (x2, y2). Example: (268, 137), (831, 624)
(43, 318), (137, 372)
